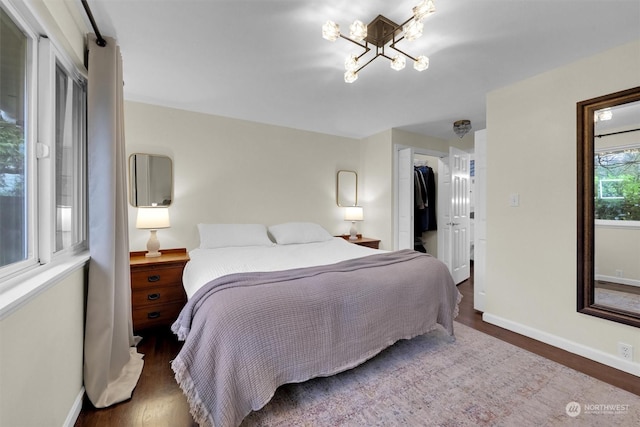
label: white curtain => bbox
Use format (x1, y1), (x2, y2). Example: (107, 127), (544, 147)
(84, 35), (143, 408)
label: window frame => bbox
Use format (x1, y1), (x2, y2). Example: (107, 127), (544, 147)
(0, 1), (39, 280)
(0, 0), (88, 292)
(594, 142), (640, 229)
(39, 38), (88, 261)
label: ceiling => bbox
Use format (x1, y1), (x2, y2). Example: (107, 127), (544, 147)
(84, 0), (640, 140)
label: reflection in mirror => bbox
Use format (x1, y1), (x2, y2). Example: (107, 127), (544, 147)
(577, 86), (640, 328)
(336, 170), (358, 207)
(593, 100), (640, 316)
(129, 153), (173, 207)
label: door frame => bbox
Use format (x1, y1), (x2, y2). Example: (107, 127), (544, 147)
(393, 144), (446, 250)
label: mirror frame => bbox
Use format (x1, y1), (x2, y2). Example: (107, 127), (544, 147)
(577, 85), (640, 328)
(336, 170), (358, 207)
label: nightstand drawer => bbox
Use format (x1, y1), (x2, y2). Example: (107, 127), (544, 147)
(336, 235), (381, 249)
(355, 240), (380, 249)
(130, 248), (190, 332)
(131, 266), (183, 289)
(132, 302), (183, 330)
(132, 285), (185, 308)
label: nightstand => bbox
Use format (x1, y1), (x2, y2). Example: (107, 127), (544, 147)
(130, 248), (190, 331)
(337, 234), (381, 249)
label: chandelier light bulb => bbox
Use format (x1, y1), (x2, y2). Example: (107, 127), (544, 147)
(322, 20), (340, 41)
(349, 20), (367, 42)
(413, 0), (436, 21)
(414, 55), (429, 71)
(345, 54), (359, 72)
(390, 55), (406, 71)
(403, 19), (424, 41)
(344, 70), (358, 83)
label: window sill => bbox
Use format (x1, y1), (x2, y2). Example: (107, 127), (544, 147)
(595, 220), (640, 230)
(0, 251), (90, 320)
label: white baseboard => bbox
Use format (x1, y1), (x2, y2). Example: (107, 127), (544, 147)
(595, 274), (640, 288)
(482, 313), (640, 377)
(64, 387), (85, 427)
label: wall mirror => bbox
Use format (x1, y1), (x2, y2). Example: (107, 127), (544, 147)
(336, 170), (358, 207)
(129, 153), (173, 207)
(577, 86), (640, 328)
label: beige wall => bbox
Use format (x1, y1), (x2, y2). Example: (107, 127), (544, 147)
(21, 0), (86, 68)
(485, 40), (640, 373)
(124, 102), (364, 251)
(0, 268), (85, 427)
(358, 129), (394, 249)
(595, 226), (640, 283)
(123, 106), (477, 254)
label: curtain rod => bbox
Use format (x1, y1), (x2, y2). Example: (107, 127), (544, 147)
(81, 0), (107, 47)
(594, 128), (640, 138)
(595, 128), (640, 138)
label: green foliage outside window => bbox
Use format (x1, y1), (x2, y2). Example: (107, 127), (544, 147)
(594, 147), (640, 221)
(0, 118), (25, 197)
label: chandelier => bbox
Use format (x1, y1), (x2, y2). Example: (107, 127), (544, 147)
(453, 120), (472, 138)
(322, 0), (436, 83)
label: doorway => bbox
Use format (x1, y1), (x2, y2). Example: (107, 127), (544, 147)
(394, 145), (471, 285)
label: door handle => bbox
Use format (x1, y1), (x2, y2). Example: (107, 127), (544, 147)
(447, 222), (460, 226)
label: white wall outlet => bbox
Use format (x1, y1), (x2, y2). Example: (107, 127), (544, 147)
(509, 193), (520, 207)
(615, 269), (623, 278)
(618, 342), (633, 360)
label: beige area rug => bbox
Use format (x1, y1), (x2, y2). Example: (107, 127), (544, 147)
(241, 322), (639, 426)
(595, 288), (640, 314)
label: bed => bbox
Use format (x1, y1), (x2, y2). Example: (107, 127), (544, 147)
(171, 222), (461, 427)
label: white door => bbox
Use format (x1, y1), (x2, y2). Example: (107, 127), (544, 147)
(396, 147), (414, 250)
(437, 147), (471, 284)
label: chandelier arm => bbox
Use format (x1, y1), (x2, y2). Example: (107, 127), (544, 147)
(389, 43), (418, 62)
(339, 34), (369, 50)
(398, 16), (415, 28)
(355, 52), (383, 74)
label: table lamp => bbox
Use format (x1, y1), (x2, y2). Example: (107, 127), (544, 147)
(136, 207), (170, 257)
(344, 206), (364, 241)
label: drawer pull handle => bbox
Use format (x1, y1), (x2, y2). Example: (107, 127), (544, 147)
(147, 293), (161, 301)
(147, 275), (161, 282)
(147, 311), (161, 319)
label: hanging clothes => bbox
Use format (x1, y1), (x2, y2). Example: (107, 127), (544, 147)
(414, 165), (437, 234)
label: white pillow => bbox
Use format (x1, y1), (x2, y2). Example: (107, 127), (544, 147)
(268, 222), (333, 245)
(198, 223), (274, 249)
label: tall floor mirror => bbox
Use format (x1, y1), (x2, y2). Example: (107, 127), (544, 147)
(577, 86), (640, 328)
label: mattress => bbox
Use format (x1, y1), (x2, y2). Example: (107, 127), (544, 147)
(182, 237), (383, 298)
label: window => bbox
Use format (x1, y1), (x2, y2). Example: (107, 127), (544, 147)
(594, 145), (640, 222)
(0, 7), (28, 270)
(0, 2), (87, 285)
(54, 63), (86, 252)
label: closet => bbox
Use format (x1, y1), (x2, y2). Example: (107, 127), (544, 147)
(413, 154), (439, 254)
(396, 145), (472, 284)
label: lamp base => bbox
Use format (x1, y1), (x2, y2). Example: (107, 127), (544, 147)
(349, 221), (358, 241)
(145, 229), (162, 258)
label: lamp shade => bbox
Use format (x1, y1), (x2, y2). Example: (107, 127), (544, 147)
(344, 206), (364, 221)
(136, 207), (170, 229)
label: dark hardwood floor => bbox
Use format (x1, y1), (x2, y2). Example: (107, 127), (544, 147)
(75, 270), (639, 426)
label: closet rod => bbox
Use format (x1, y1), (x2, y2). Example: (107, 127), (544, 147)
(595, 127), (640, 138)
(81, 0), (107, 47)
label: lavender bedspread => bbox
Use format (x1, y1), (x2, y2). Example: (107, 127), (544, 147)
(171, 250), (460, 427)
